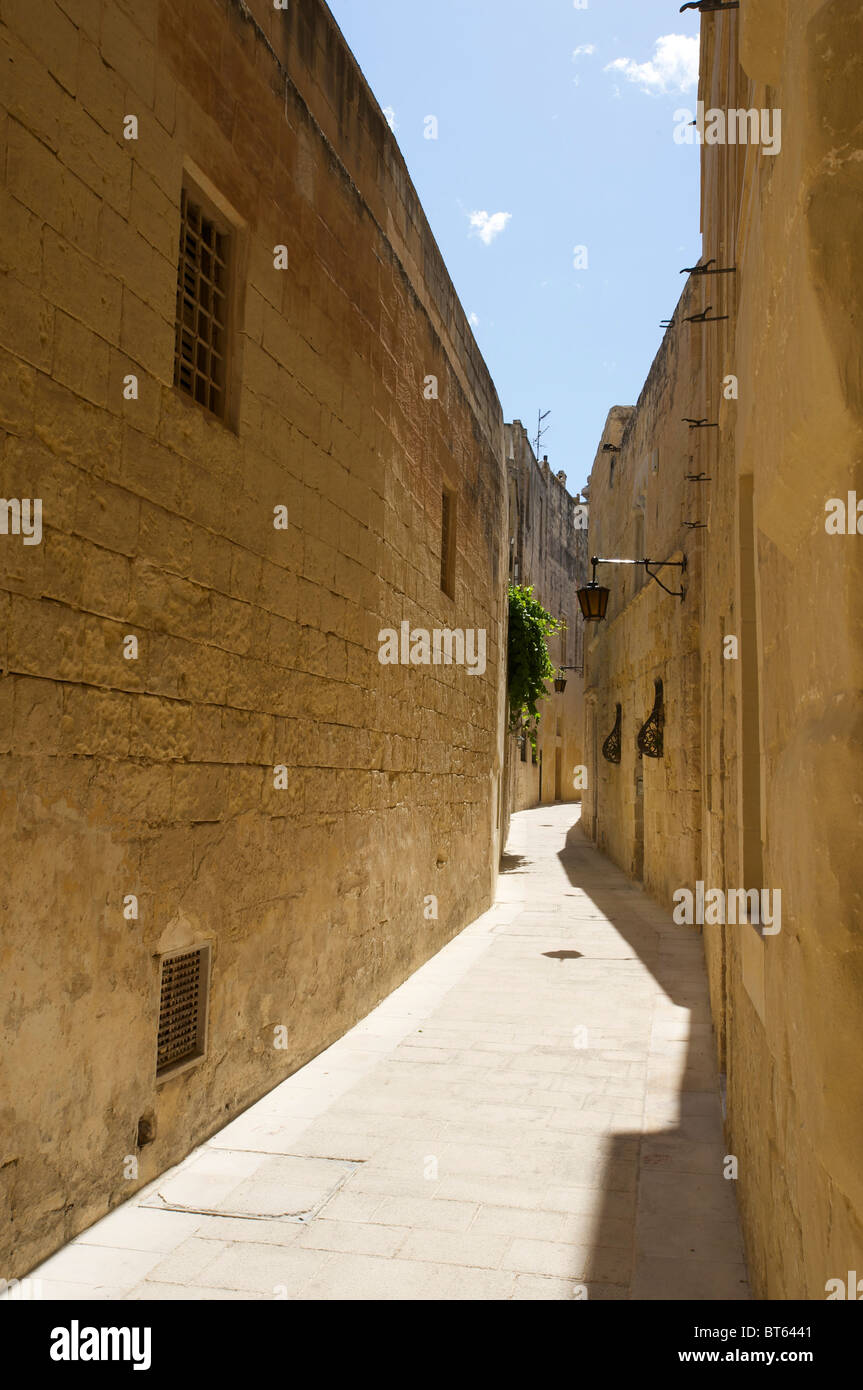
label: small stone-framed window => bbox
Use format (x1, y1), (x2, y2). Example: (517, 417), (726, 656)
(173, 181), (233, 420)
(156, 944), (211, 1080)
(440, 487), (457, 597)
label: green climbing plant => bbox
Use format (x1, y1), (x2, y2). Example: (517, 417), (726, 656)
(506, 583), (561, 748)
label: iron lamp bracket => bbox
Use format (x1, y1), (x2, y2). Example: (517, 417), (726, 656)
(590, 554), (687, 602)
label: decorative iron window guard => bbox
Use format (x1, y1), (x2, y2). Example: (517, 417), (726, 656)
(637, 679), (665, 759)
(602, 704), (622, 764)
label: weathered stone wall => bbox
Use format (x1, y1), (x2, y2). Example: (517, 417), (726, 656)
(698, 0), (863, 1299)
(583, 0), (863, 1299)
(582, 309), (703, 908)
(0, 0), (507, 1276)
(504, 421), (588, 815)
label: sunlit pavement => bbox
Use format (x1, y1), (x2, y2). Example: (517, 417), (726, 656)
(27, 804), (749, 1301)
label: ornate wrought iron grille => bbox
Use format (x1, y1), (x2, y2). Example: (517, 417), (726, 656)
(602, 704), (622, 764)
(637, 679), (665, 759)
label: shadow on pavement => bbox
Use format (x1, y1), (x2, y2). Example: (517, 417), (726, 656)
(555, 816), (750, 1300)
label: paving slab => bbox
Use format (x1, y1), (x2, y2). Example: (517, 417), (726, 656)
(25, 804), (749, 1301)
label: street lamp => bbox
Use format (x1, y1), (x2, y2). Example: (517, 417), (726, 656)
(553, 665), (583, 692)
(577, 555), (687, 622)
(576, 571), (610, 623)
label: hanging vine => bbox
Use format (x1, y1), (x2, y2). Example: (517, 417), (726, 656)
(506, 583), (561, 750)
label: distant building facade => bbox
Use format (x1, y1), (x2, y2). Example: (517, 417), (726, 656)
(505, 422), (589, 815)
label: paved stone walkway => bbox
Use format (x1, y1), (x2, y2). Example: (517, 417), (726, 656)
(27, 805), (749, 1300)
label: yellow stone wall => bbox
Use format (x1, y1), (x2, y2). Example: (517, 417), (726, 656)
(699, 0), (863, 1300)
(504, 422), (588, 816)
(582, 313), (703, 909)
(0, 0), (508, 1276)
(584, 0), (863, 1298)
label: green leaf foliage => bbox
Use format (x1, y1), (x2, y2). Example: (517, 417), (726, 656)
(506, 583), (561, 747)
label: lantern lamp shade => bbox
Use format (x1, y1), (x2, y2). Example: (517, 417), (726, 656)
(553, 677), (567, 693)
(577, 582), (610, 622)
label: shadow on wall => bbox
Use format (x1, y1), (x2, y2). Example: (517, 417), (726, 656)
(556, 824), (751, 1300)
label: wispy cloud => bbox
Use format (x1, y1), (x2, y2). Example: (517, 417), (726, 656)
(572, 44), (596, 59)
(469, 311), (480, 328)
(468, 211), (512, 246)
(383, 105), (397, 130)
(604, 34), (699, 96)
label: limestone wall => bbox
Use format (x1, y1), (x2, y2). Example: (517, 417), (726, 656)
(582, 312), (703, 909)
(583, 0), (863, 1298)
(698, 0), (863, 1299)
(0, 0), (507, 1275)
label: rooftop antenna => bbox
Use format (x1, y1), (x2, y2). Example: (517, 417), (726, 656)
(534, 409), (550, 459)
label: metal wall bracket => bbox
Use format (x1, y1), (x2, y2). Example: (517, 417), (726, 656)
(684, 306), (730, 324)
(681, 259), (737, 275)
(680, 2), (739, 12)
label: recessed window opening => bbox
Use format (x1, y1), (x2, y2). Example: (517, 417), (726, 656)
(174, 185), (231, 419)
(440, 488), (456, 597)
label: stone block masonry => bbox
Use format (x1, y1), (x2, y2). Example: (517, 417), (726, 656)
(0, 0), (508, 1276)
(582, 0), (863, 1300)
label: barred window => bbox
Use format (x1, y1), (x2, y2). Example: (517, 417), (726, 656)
(174, 186), (230, 419)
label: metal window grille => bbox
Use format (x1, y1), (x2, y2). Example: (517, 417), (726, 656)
(440, 490), (455, 595)
(174, 187), (229, 418)
(156, 946), (209, 1076)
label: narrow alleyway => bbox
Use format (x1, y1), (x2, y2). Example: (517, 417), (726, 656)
(29, 807), (750, 1301)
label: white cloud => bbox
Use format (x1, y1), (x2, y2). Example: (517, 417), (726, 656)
(604, 33), (699, 96)
(468, 210), (512, 246)
(469, 311), (480, 328)
(383, 105), (397, 130)
(572, 44), (596, 59)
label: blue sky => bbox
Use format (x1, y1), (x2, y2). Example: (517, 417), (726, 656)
(326, 0), (704, 494)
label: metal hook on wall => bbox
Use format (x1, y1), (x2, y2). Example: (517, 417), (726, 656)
(681, 259), (737, 276)
(684, 306), (730, 324)
(680, 2), (739, 13)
